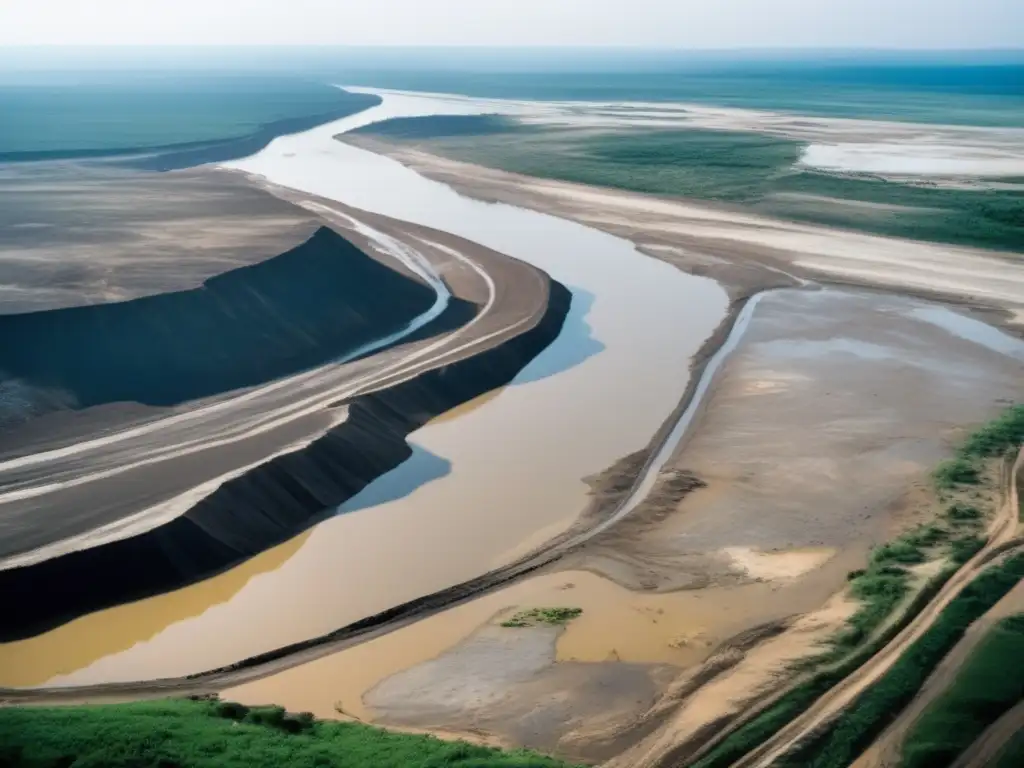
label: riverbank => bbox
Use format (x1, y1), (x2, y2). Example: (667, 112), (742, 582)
(344, 136), (1024, 334)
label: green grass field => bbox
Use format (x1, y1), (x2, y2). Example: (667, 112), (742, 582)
(355, 115), (1024, 252)
(0, 78), (374, 160)
(778, 554), (1024, 768)
(898, 614), (1024, 767)
(0, 698), (577, 768)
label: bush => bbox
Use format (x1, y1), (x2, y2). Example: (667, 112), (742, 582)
(872, 540), (927, 566)
(501, 607), (582, 628)
(0, 698), (578, 768)
(934, 458), (980, 489)
(904, 525), (948, 548)
(960, 406), (1024, 458)
(213, 701), (250, 720)
(945, 503), (982, 523)
(950, 536), (986, 565)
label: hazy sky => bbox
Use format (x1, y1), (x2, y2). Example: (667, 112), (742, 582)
(1, 0), (1022, 48)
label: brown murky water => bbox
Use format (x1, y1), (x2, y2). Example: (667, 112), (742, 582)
(0, 92), (729, 687)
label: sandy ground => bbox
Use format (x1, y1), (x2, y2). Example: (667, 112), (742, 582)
(347, 138), (1024, 330)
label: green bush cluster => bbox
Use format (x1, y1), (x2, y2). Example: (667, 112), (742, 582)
(945, 502), (982, 524)
(0, 698), (578, 768)
(933, 458), (981, 489)
(935, 404), (1024, 490)
(960, 406), (1024, 459)
(501, 607), (583, 628)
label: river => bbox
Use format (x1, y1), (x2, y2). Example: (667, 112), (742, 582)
(0, 90), (728, 688)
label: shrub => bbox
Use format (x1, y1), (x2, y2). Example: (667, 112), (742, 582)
(945, 503), (981, 523)
(950, 536), (986, 565)
(872, 540), (926, 566)
(934, 458), (980, 489)
(212, 701), (250, 720)
(0, 698), (577, 768)
(501, 607), (582, 628)
(960, 405), (1024, 458)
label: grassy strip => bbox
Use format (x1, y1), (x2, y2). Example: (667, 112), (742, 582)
(501, 607), (583, 628)
(0, 698), (577, 768)
(993, 724), (1024, 768)
(777, 554), (1024, 768)
(898, 614), (1024, 767)
(691, 565), (956, 768)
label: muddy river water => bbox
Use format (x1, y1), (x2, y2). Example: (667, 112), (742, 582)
(0, 91), (728, 687)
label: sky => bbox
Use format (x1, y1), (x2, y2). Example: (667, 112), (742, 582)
(1, 0), (1022, 49)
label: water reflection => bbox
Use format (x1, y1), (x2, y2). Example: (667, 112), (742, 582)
(0, 530), (311, 688)
(515, 288), (604, 385)
(342, 445), (451, 514)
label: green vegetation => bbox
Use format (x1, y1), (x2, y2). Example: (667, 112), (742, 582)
(501, 607), (583, 628)
(961, 406), (1024, 458)
(945, 502), (982, 524)
(934, 404), (1024, 492)
(0, 79), (377, 160)
(0, 698), (577, 768)
(950, 535), (987, 565)
(831, 524), (954, 653)
(899, 614), (1024, 768)
(778, 554), (1024, 768)
(356, 116), (1024, 252)
(934, 457), (982, 489)
(993, 726), (1024, 768)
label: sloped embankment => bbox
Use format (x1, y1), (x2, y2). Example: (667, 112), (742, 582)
(0, 279), (570, 642)
(0, 226), (456, 411)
